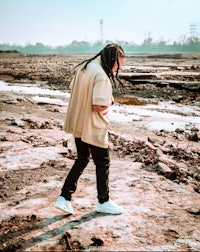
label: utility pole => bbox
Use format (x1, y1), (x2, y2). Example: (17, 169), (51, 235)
(99, 19), (104, 42)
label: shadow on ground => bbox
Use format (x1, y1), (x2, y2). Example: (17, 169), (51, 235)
(0, 211), (110, 251)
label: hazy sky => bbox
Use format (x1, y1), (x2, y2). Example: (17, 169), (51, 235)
(0, 0), (199, 46)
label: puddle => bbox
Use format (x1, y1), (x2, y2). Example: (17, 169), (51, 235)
(148, 121), (186, 131)
(0, 80), (68, 96)
(32, 95), (67, 105)
(121, 65), (170, 71)
(109, 101), (199, 130)
(0, 80), (69, 104)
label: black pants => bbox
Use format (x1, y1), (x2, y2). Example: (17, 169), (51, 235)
(61, 138), (110, 203)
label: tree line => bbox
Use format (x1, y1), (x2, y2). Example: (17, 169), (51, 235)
(0, 37), (200, 54)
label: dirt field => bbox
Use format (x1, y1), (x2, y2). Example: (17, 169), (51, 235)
(0, 52), (200, 251)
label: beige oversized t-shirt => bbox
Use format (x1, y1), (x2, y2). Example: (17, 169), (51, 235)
(63, 60), (113, 148)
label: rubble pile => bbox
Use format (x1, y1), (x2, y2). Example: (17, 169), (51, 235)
(109, 131), (200, 192)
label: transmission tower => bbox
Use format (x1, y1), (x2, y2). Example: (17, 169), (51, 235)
(189, 23), (199, 38)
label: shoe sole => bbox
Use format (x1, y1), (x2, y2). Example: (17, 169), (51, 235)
(95, 209), (123, 215)
(55, 205), (74, 214)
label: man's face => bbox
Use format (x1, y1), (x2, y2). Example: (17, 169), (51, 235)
(112, 57), (125, 72)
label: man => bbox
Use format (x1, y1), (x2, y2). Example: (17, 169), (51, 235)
(55, 44), (125, 215)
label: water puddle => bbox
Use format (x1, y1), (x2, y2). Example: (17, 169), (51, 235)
(0, 80), (68, 96)
(109, 102), (199, 131)
(32, 96), (67, 105)
(0, 80), (69, 105)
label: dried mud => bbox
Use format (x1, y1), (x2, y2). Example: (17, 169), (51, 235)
(0, 53), (200, 251)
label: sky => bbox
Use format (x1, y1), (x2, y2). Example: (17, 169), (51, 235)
(0, 0), (200, 46)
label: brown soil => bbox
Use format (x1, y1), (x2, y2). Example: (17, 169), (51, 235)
(0, 53), (200, 251)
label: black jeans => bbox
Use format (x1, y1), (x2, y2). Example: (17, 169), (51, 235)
(61, 138), (110, 203)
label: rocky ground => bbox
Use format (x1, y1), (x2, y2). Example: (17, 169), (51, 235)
(0, 52), (200, 251)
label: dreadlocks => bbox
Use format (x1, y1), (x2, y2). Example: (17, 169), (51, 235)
(76, 43), (125, 88)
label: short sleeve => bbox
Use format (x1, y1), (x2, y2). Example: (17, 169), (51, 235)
(92, 73), (112, 106)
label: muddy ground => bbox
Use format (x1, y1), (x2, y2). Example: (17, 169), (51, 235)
(0, 52), (200, 251)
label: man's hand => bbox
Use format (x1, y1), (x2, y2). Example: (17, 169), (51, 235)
(92, 105), (109, 112)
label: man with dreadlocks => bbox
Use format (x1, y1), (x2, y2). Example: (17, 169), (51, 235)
(55, 44), (125, 215)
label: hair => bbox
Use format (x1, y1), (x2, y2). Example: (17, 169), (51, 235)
(76, 43), (125, 88)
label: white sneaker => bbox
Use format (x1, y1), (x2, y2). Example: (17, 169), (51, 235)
(95, 200), (124, 214)
(55, 196), (74, 214)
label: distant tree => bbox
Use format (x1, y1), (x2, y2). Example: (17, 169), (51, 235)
(0, 37), (199, 53)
